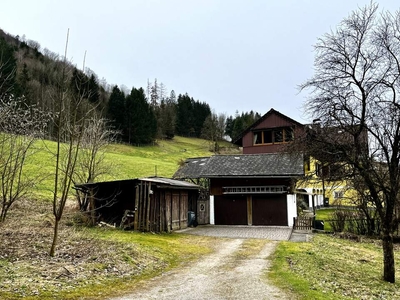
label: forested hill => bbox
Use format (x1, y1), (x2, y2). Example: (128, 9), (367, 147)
(0, 28), (259, 145)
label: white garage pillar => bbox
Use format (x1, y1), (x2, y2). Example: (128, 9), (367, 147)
(287, 194), (297, 227)
(210, 195), (215, 225)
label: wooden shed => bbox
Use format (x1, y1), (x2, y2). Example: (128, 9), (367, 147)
(75, 177), (200, 232)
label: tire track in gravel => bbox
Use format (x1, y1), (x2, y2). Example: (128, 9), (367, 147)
(110, 239), (290, 300)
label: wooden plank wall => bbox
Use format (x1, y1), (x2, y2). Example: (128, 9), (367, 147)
(133, 182), (191, 232)
(180, 193), (188, 229)
(171, 193), (180, 230)
(165, 191), (172, 232)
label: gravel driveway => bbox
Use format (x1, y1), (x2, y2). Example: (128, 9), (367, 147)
(110, 227), (292, 300)
(179, 225), (293, 240)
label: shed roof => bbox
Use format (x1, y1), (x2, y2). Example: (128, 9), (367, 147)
(75, 177), (200, 191)
(173, 153), (304, 179)
(139, 177), (200, 189)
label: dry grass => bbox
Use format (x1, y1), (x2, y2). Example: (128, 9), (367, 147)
(0, 199), (214, 299)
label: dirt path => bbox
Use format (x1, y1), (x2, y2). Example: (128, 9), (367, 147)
(110, 239), (290, 300)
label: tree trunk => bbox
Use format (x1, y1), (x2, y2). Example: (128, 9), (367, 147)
(382, 230), (395, 283)
(49, 218), (59, 257)
(89, 189), (96, 226)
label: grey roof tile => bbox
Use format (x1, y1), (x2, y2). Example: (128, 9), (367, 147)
(173, 153), (303, 179)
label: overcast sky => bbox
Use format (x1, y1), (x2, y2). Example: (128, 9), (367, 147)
(1, 1), (399, 123)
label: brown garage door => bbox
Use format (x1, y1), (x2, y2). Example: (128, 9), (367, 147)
(214, 195), (247, 225)
(252, 195), (287, 226)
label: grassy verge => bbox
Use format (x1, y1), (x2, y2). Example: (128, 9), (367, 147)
(269, 234), (400, 300)
(0, 200), (216, 300)
(0, 228), (215, 300)
(50, 231), (215, 300)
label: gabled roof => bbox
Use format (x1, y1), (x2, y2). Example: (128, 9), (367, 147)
(232, 108), (304, 145)
(173, 153), (304, 179)
(173, 157), (211, 179)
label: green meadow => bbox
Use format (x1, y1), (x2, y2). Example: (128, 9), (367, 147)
(25, 136), (237, 200)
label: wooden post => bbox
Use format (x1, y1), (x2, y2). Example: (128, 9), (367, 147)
(138, 182), (143, 231)
(133, 185), (139, 230)
(158, 192), (165, 232)
(151, 189), (156, 232)
(145, 182), (149, 231)
(166, 192), (171, 233)
(146, 182), (151, 232)
(247, 195), (253, 226)
(89, 188), (96, 226)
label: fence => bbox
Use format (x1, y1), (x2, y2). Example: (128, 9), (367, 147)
(293, 216), (313, 230)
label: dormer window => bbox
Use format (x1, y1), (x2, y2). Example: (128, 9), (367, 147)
(253, 127), (294, 145)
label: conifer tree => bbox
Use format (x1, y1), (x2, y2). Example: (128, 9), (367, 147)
(176, 93), (193, 136)
(125, 87), (157, 145)
(107, 85), (125, 134)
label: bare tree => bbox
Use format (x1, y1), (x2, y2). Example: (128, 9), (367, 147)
(73, 116), (118, 219)
(301, 2), (400, 283)
(201, 112), (226, 153)
(0, 100), (48, 221)
(49, 30), (96, 256)
(26, 39), (41, 52)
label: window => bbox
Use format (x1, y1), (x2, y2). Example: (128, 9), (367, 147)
(304, 157), (310, 172)
(334, 191), (344, 199)
(264, 130), (272, 143)
(285, 128), (294, 142)
(315, 163), (321, 176)
(274, 129), (283, 143)
(254, 132), (262, 144)
(252, 126), (294, 145)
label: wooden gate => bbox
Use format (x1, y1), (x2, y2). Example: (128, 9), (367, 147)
(293, 216), (313, 230)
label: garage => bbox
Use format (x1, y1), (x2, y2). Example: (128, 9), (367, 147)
(252, 194), (288, 226)
(174, 153), (303, 227)
(214, 195), (247, 225)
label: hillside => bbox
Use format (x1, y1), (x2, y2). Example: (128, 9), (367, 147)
(26, 136), (240, 200)
(0, 28), (261, 150)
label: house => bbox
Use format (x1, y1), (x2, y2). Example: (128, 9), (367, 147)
(174, 109), (306, 227)
(232, 108), (305, 154)
(174, 152), (303, 226)
(296, 123), (369, 208)
(232, 108), (364, 209)
(74, 177), (200, 232)
(174, 108), (361, 228)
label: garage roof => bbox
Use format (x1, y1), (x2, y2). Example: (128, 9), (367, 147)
(173, 153), (304, 179)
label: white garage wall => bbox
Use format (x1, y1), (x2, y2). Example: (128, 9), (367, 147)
(287, 194), (297, 227)
(210, 195), (215, 225)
